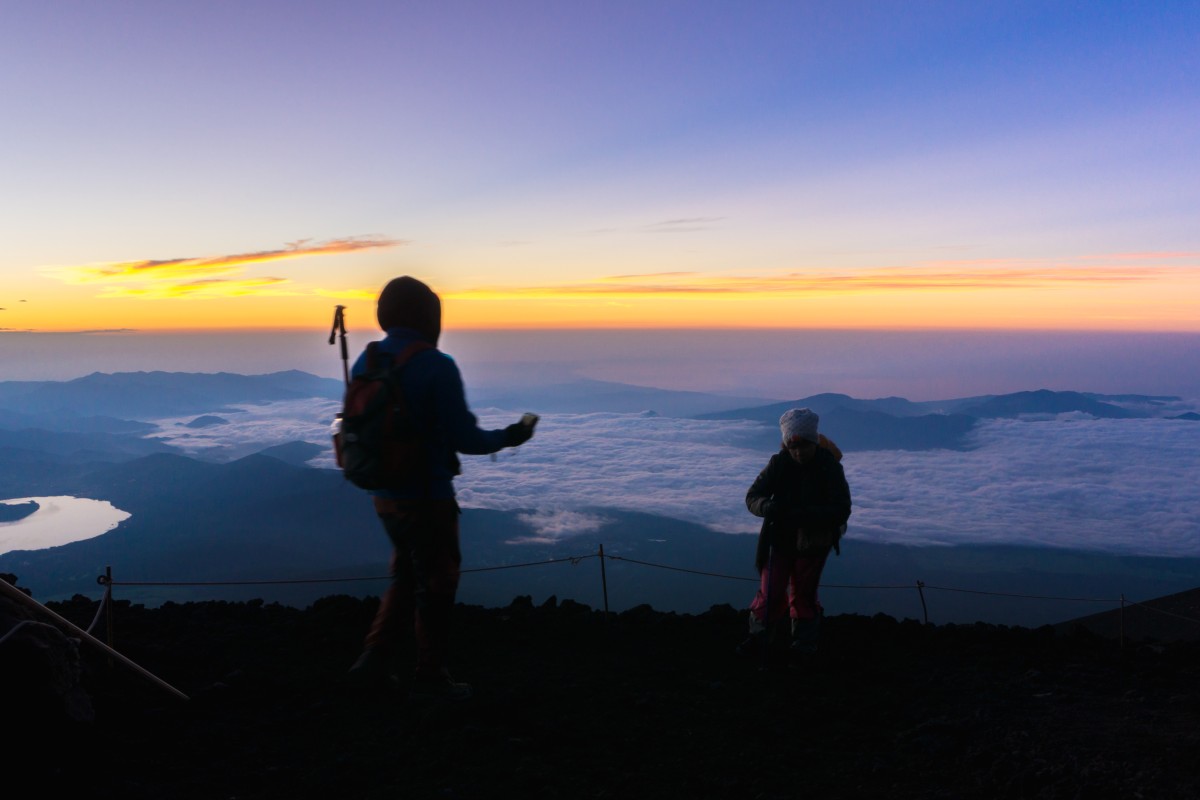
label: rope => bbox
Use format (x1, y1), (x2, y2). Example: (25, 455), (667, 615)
(602, 554), (757, 583)
(918, 584), (1118, 603)
(86, 591), (109, 636)
(90, 550), (1166, 615)
(104, 575), (391, 588)
(461, 554), (595, 574)
(821, 582), (920, 591)
(0, 619), (65, 646)
(1123, 599), (1200, 626)
(605, 555), (975, 592)
(100, 554), (598, 588)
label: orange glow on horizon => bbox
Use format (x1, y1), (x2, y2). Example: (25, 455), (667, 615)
(14, 253), (1199, 334)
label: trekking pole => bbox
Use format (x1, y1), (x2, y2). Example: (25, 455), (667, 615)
(598, 543), (611, 621)
(329, 305), (349, 387)
(760, 544), (773, 671)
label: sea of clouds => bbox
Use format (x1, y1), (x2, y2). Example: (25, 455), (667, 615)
(149, 402), (1200, 557)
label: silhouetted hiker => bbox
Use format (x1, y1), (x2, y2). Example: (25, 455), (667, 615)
(346, 276), (536, 699)
(739, 408), (851, 664)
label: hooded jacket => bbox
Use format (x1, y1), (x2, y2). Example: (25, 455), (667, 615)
(352, 277), (508, 499)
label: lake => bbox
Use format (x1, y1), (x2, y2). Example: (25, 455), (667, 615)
(0, 496), (131, 556)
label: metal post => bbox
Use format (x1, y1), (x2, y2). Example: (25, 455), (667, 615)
(916, 580), (929, 625)
(598, 544), (610, 619)
(104, 565), (114, 668)
(1119, 593), (1126, 650)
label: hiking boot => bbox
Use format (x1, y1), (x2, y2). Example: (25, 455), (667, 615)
(735, 629), (768, 657)
(790, 616), (820, 657)
(411, 668), (472, 702)
(346, 648), (400, 692)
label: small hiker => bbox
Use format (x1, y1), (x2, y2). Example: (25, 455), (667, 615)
(346, 276), (536, 699)
(739, 408), (851, 663)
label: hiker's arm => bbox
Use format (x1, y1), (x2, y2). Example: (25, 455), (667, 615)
(746, 458), (779, 518)
(430, 356), (514, 455)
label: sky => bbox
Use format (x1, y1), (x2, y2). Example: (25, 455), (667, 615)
(2, 1), (1199, 340)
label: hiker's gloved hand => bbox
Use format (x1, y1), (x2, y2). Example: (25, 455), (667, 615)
(770, 504), (804, 528)
(757, 499), (779, 520)
(503, 420), (535, 447)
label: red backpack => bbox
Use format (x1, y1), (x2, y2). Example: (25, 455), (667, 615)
(334, 341), (434, 490)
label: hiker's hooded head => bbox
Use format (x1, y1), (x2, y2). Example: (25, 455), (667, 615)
(377, 276), (442, 344)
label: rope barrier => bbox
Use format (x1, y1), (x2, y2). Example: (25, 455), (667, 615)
(819, 582), (918, 591)
(101, 575), (390, 588)
(92, 552), (1142, 606)
(918, 584), (1119, 604)
(99, 554), (598, 589)
(462, 554), (596, 574)
(603, 554), (757, 583)
(0, 619), (65, 646)
(1123, 599), (1200, 626)
(69, 547), (1197, 645)
(86, 590), (109, 636)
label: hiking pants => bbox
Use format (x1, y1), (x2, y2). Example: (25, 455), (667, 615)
(364, 497), (461, 677)
(749, 550), (829, 623)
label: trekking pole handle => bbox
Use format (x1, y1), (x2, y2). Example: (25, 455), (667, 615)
(329, 305), (350, 387)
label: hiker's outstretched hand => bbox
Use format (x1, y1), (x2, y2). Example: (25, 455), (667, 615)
(503, 418), (536, 447)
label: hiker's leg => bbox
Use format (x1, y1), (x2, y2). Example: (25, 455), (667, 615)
(749, 554), (791, 626)
(789, 550), (829, 620)
(788, 551), (829, 653)
(412, 499), (462, 677)
(363, 498), (419, 652)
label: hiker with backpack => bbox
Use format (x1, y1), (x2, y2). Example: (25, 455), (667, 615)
(738, 408), (851, 664)
(343, 276), (536, 699)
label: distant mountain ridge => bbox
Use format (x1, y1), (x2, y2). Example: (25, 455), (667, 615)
(0, 370), (343, 420)
(697, 388), (1188, 451)
(0, 371), (1191, 464)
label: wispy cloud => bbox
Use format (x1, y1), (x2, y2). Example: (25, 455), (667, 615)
(43, 236), (402, 300)
(642, 217), (725, 233)
(448, 261), (1199, 300)
(99, 277), (295, 300)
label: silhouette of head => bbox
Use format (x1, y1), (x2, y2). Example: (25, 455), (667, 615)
(376, 276), (441, 344)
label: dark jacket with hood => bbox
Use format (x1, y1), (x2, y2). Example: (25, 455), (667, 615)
(746, 446), (851, 571)
(351, 277), (509, 500)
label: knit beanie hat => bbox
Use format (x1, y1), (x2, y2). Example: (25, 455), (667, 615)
(376, 276), (441, 344)
(780, 408), (820, 445)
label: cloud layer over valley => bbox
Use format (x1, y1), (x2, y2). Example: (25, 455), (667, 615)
(149, 401), (1200, 557)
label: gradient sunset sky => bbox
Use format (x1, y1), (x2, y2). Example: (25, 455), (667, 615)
(3, 1), (1198, 335)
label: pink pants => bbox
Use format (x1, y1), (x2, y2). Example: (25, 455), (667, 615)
(749, 551), (829, 623)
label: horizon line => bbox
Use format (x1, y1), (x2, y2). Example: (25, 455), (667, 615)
(6, 325), (1200, 336)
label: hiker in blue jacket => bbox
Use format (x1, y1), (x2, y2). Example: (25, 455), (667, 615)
(347, 276), (535, 699)
(740, 408), (851, 661)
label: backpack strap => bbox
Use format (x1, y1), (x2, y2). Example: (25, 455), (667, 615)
(363, 340), (434, 372)
(393, 340), (434, 368)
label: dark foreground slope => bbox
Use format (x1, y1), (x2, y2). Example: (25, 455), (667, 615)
(14, 593), (1200, 800)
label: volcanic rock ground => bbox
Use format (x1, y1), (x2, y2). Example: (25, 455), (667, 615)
(12, 593), (1200, 800)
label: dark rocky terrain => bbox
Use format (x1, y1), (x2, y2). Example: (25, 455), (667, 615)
(7, 576), (1200, 800)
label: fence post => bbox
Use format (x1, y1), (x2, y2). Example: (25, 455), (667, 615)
(104, 565), (115, 669)
(1119, 593), (1126, 650)
(598, 544), (610, 619)
(916, 580), (929, 625)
